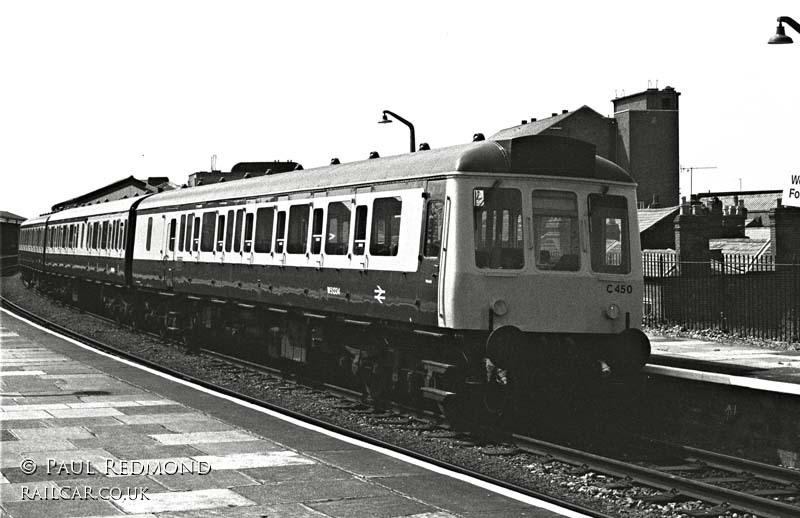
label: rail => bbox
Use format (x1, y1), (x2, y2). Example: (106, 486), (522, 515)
(0, 295), (611, 518)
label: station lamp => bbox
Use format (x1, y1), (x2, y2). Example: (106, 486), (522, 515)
(768, 16), (799, 44)
(378, 110), (416, 153)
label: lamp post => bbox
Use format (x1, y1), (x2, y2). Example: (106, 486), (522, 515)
(378, 110), (415, 153)
(768, 16), (800, 44)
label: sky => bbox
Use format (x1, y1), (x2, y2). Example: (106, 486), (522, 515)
(2, 1), (799, 219)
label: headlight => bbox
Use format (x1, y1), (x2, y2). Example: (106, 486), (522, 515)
(491, 299), (508, 316)
(605, 303), (620, 320)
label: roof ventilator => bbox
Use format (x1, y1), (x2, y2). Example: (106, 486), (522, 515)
(369, 151), (380, 159)
(472, 133), (485, 142)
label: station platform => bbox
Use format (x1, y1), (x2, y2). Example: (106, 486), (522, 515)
(0, 310), (574, 518)
(646, 332), (800, 394)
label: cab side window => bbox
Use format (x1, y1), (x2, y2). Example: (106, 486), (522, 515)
(424, 200), (444, 258)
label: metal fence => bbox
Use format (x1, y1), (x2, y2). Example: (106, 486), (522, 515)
(643, 253), (800, 343)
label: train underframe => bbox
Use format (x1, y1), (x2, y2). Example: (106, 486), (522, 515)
(22, 269), (648, 424)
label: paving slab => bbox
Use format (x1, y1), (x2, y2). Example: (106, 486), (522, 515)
(308, 493), (438, 518)
(0, 312), (568, 518)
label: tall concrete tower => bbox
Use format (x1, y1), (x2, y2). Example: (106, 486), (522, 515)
(613, 87), (680, 208)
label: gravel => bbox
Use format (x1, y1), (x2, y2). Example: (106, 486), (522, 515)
(1, 274), (760, 518)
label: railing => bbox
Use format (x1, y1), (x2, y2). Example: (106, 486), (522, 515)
(643, 252), (800, 343)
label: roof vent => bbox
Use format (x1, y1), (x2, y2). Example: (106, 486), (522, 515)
(369, 151), (380, 159)
(520, 120), (527, 125)
(294, 164), (304, 170)
(472, 133), (485, 142)
(531, 117), (537, 122)
(551, 113), (558, 117)
(418, 142), (430, 151)
(562, 109), (568, 114)
(330, 158), (341, 165)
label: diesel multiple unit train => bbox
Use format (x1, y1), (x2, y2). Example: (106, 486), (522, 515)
(19, 134), (650, 414)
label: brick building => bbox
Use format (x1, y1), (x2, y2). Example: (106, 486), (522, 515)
(492, 86), (680, 208)
(696, 190), (782, 227)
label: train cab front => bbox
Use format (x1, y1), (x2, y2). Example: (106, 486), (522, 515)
(439, 175), (650, 385)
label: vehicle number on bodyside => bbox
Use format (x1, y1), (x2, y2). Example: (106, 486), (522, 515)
(606, 283), (633, 294)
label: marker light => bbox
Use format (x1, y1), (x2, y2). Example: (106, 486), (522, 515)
(491, 299), (508, 316)
(605, 303), (620, 320)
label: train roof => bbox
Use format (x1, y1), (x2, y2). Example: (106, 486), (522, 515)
(21, 197), (146, 228)
(139, 135), (633, 210)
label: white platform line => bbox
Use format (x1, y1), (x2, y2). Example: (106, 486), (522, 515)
(0, 307), (589, 518)
(645, 364), (800, 396)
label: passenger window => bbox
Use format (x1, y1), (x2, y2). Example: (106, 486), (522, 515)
(179, 215), (186, 252)
(532, 190), (580, 272)
(201, 212), (216, 252)
(216, 214), (226, 252)
(370, 197), (402, 256)
(145, 218), (153, 251)
(185, 213), (194, 252)
(243, 213), (254, 253)
(192, 216), (201, 252)
(254, 208), (274, 253)
(589, 194), (630, 274)
(275, 211), (287, 253)
(234, 209), (244, 253)
(353, 205), (368, 255)
(225, 210), (234, 252)
(325, 201), (351, 255)
(168, 219), (177, 252)
(102, 221), (108, 250)
(287, 204), (310, 254)
(311, 208), (324, 254)
(424, 200), (444, 258)
(121, 221), (126, 251)
(473, 188), (523, 269)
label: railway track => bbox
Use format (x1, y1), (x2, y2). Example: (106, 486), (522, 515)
(5, 292), (800, 517)
(0, 294), (612, 518)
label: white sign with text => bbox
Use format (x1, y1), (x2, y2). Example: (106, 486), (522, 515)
(783, 174), (800, 208)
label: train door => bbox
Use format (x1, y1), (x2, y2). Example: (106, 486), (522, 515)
(164, 216), (177, 288)
(242, 209), (255, 266)
(438, 196), (451, 326)
(309, 204), (325, 268)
